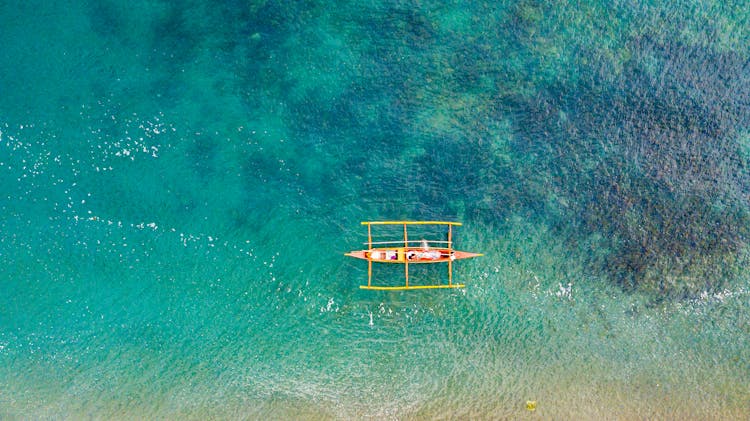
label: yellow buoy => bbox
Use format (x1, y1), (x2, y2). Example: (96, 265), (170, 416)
(526, 400), (537, 411)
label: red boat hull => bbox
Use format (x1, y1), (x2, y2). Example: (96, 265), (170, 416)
(346, 248), (482, 263)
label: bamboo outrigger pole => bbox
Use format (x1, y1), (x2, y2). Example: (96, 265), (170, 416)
(367, 222), (372, 288)
(448, 224), (453, 286)
(403, 223), (409, 288)
(362, 221), (462, 226)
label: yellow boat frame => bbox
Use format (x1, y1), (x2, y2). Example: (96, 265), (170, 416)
(346, 221), (482, 290)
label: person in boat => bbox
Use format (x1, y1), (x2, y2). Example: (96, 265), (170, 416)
(422, 250), (441, 259)
(420, 239), (442, 259)
(406, 249), (441, 260)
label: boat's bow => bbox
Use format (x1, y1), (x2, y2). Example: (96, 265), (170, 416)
(345, 250), (368, 260)
(452, 251), (483, 260)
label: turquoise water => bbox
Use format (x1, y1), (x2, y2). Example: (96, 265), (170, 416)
(1, 1), (749, 419)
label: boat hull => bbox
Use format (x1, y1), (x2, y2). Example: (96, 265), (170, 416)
(346, 248), (482, 263)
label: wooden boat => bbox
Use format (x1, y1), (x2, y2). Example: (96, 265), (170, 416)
(346, 221), (482, 290)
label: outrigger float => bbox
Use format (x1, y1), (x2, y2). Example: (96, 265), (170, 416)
(346, 221), (482, 290)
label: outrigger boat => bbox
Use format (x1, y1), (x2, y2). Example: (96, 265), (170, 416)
(346, 221), (482, 290)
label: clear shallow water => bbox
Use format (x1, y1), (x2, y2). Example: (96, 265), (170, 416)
(1, 1), (749, 419)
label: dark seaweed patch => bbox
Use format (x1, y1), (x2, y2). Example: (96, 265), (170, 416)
(509, 35), (750, 295)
